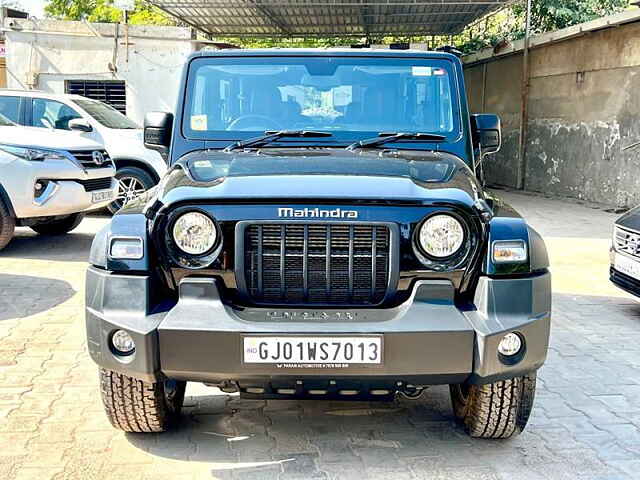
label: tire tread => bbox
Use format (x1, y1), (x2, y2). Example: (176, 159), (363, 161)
(99, 368), (171, 433)
(451, 374), (536, 439)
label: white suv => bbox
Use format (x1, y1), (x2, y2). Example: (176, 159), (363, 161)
(0, 90), (167, 213)
(0, 114), (116, 250)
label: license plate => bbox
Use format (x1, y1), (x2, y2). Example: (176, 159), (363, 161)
(615, 253), (640, 281)
(243, 336), (382, 364)
(92, 190), (113, 203)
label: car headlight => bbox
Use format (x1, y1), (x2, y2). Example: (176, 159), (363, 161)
(172, 211), (217, 255)
(418, 214), (465, 258)
(0, 144), (68, 162)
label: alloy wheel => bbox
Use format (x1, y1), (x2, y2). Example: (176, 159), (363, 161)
(114, 176), (147, 210)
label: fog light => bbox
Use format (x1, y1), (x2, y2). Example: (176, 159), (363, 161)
(497, 332), (522, 357)
(111, 330), (135, 355)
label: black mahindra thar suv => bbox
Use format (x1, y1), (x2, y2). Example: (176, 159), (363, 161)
(86, 49), (551, 439)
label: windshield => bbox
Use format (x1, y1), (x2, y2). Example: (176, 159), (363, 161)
(72, 99), (139, 129)
(184, 56), (460, 141)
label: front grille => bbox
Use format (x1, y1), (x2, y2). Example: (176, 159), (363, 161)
(615, 226), (640, 258)
(243, 223), (391, 305)
(69, 150), (111, 169)
(77, 177), (112, 192)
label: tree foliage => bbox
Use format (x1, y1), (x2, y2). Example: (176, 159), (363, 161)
(455, 0), (630, 53)
(44, 0), (174, 25)
(523, 0), (630, 34)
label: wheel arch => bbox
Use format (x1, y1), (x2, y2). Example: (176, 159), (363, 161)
(112, 158), (161, 184)
(0, 182), (17, 219)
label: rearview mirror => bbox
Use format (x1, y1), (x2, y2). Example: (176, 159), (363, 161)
(144, 111), (173, 161)
(471, 114), (501, 156)
(68, 118), (93, 133)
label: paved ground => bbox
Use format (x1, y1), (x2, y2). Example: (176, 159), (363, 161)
(1, 191), (640, 480)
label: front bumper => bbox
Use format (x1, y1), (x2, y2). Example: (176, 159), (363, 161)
(610, 267), (640, 297)
(9, 160), (116, 218)
(86, 268), (551, 390)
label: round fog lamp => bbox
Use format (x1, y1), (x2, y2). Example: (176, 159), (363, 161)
(111, 330), (135, 355)
(497, 332), (522, 357)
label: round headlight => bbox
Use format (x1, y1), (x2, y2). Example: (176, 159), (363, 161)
(172, 211), (217, 255)
(418, 214), (465, 258)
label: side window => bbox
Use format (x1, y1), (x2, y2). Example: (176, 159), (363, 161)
(0, 96), (21, 124)
(31, 99), (82, 130)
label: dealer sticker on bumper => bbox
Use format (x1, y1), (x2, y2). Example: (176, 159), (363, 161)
(92, 190), (114, 203)
(615, 253), (640, 281)
(243, 336), (382, 364)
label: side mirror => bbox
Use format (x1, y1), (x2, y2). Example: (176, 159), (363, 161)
(68, 118), (93, 133)
(144, 111), (173, 160)
(471, 114), (501, 156)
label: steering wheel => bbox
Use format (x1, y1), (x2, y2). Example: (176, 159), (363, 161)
(227, 115), (283, 131)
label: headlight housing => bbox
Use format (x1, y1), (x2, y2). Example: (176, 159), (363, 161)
(0, 144), (68, 162)
(418, 214), (465, 258)
(172, 211), (217, 255)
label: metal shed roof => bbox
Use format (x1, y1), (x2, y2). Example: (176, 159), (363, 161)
(148, 1), (510, 38)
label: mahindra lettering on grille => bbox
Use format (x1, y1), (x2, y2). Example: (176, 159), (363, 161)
(243, 223), (390, 305)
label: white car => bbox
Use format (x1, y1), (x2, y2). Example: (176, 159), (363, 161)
(0, 114), (116, 250)
(0, 90), (167, 213)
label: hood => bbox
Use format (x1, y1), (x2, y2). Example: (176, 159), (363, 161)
(617, 205), (640, 232)
(149, 148), (483, 209)
(0, 125), (103, 151)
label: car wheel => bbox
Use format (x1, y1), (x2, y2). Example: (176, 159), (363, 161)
(99, 368), (186, 433)
(30, 213), (84, 235)
(108, 166), (156, 214)
(449, 373), (536, 439)
(0, 199), (15, 250)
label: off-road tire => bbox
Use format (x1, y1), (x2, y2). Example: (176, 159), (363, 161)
(99, 368), (187, 433)
(0, 199), (15, 251)
(449, 373), (536, 439)
(30, 213), (84, 235)
(108, 166), (156, 214)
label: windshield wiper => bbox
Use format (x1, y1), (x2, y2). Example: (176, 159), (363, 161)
(346, 132), (446, 151)
(223, 130), (332, 152)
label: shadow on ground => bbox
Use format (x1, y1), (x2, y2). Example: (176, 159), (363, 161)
(0, 274), (75, 321)
(122, 292), (640, 479)
(127, 387), (475, 479)
(1, 229), (96, 262)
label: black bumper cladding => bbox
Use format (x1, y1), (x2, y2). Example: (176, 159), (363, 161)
(85, 266), (551, 395)
(610, 267), (640, 297)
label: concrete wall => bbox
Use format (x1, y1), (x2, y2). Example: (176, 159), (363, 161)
(464, 16), (640, 207)
(4, 19), (196, 123)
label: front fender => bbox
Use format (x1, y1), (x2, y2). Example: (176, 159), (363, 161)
(89, 213), (150, 272)
(483, 216), (549, 276)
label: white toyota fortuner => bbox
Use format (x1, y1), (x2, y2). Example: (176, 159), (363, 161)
(0, 114), (116, 250)
(0, 90), (167, 213)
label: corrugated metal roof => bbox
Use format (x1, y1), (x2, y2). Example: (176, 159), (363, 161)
(148, 0), (509, 37)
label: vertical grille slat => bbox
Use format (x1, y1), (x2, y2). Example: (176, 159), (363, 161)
(303, 225), (309, 300)
(244, 222), (391, 306)
(279, 225), (286, 298)
(348, 225), (354, 301)
(371, 227), (377, 297)
(257, 225), (263, 298)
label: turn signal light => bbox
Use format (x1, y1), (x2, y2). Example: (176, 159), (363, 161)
(493, 240), (527, 263)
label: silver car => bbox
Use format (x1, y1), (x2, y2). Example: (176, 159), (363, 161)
(0, 115), (116, 250)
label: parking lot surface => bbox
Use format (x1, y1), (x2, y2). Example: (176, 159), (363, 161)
(1, 191), (639, 480)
